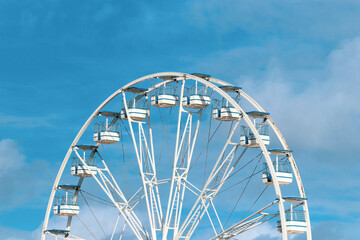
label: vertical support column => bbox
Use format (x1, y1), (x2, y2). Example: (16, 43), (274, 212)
(163, 80), (186, 239)
(123, 92), (163, 239)
(176, 121), (241, 239)
(162, 80), (203, 239)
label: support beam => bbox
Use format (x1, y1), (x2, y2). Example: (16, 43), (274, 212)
(176, 120), (241, 240)
(72, 148), (149, 240)
(122, 92), (163, 239)
(163, 81), (204, 239)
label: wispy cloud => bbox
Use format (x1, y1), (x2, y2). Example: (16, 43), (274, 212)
(234, 37), (360, 153)
(1, 226), (34, 240)
(187, 36), (360, 236)
(0, 139), (54, 212)
(0, 113), (58, 128)
(1, 0), (359, 238)
(0, 139), (25, 176)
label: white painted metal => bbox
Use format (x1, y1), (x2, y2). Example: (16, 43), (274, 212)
(262, 172), (293, 185)
(212, 200), (279, 239)
(122, 92), (163, 240)
(93, 131), (120, 144)
(93, 113), (120, 144)
(212, 107), (241, 121)
(212, 97), (241, 121)
(151, 85), (178, 108)
(53, 205), (80, 217)
(285, 221), (307, 234)
(162, 80), (204, 239)
(182, 83), (211, 109)
(240, 134), (270, 148)
(70, 162), (97, 177)
(236, 90), (312, 239)
(239, 123), (270, 148)
(182, 95), (211, 109)
(262, 152), (293, 185)
(175, 121), (242, 239)
(121, 108), (149, 121)
(151, 94), (178, 108)
(45, 229), (84, 240)
(42, 72), (311, 240)
(72, 147), (150, 240)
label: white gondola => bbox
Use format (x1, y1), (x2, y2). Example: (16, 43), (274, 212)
(262, 149), (293, 185)
(182, 82), (211, 109)
(277, 197), (307, 234)
(240, 111), (270, 148)
(41, 73), (313, 240)
(240, 124), (270, 148)
(213, 86), (242, 121)
(151, 85), (178, 108)
(212, 100), (241, 121)
(120, 108), (149, 121)
(53, 185), (80, 217)
(93, 112), (120, 144)
(213, 107), (241, 121)
(121, 87), (149, 121)
(71, 156), (97, 177)
(71, 145), (98, 177)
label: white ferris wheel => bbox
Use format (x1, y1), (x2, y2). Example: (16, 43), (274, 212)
(42, 72), (312, 240)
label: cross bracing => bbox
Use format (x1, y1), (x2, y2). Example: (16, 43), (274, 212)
(42, 72), (311, 240)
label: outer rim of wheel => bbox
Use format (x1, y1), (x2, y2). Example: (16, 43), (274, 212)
(41, 72), (311, 240)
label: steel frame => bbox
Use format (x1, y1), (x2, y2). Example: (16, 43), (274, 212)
(42, 72), (311, 240)
(73, 147), (149, 239)
(162, 80), (204, 239)
(122, 92), (163, 240)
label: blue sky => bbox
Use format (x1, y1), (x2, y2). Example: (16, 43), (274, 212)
(0, 0), (359, 239)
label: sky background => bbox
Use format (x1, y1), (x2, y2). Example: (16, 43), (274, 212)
(1, 0), (360, 239)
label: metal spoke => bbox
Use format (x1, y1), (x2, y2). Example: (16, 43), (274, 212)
(42, 72), (311, 240)
(163, 80), (204, 239)
(175, 120), (242, 239)
(122, 92), (163, 239)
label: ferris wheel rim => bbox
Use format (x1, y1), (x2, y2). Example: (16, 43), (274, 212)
(41, 72), (311, 240)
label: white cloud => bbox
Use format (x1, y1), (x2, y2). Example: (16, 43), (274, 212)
(0, 139), (54, 212)
(0, 139), (25, 176)
(184, 36), (360, 236)
(235, 37), (360, 155)
(0, 226), (33, 240)
(234, 222), (280, 240)
(187, 0), (360, 42)
(0, 113), (57, 128)
(293, 220), (360, 240)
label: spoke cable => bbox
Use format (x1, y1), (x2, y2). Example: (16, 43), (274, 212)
(223, 154), (263, 228)
(241, 185), (269, 221)
(81, 196), (117, 208)
(117, 120), (141, 176)
(80, 191), (110, 240)
(96, 147), (122, 204)
(157, 106), (173, 171)
(80, 190), (116, 207)
(209, 153), (261, 192)
(218, 166), (264, 195)
(203, 104), (213, 187)
(226, 152), (263, 182)
(188, 121), (223, 172)
(119, 128), (129, 199)
(74, 215), (98, 240)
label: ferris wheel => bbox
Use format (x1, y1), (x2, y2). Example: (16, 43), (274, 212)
(41, 72), (311, 240)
